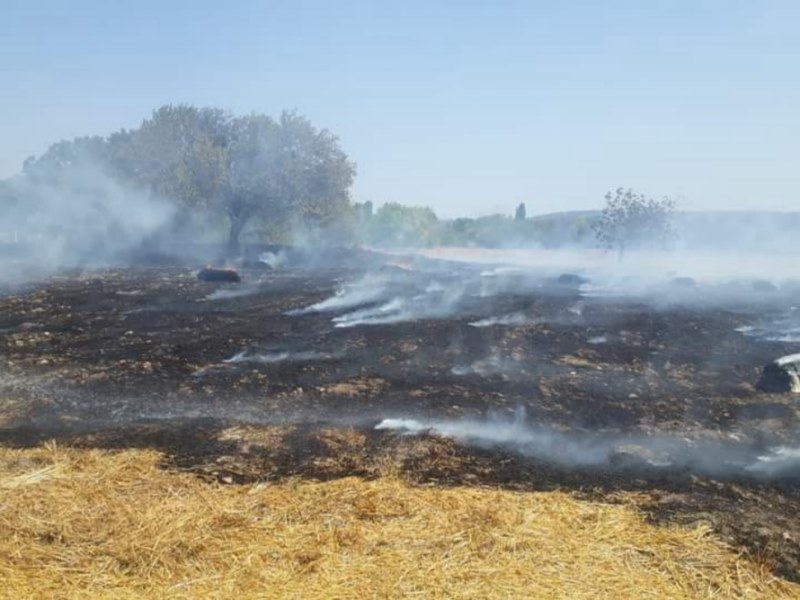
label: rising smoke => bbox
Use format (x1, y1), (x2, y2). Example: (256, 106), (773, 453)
(287, 264), (543, 327)
(451, 353), (519, 377)
(737, 307), (800, 343)
(224, 348), (343, 363)
(332, 280), (467, 328)
(202, 284), (261, 301)
(469, 312), (540, 328)
(376, 408), (800, 480)
(258, 250), (289, 269)
(0, 162), (173, 286)
(286, 272), (399, 316)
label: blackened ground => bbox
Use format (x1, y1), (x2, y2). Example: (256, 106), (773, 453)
(1, 253), (799, 581)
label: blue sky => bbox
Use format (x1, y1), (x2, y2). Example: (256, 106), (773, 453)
(1, 1), (798, 217)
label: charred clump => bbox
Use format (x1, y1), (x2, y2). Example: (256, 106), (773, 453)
(756, 354), (800, 393)
(198, 268), (241, 283)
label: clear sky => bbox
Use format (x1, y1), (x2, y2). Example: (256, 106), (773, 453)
(1, 1), (798, 218)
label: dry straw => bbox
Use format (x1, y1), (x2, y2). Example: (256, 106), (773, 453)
(0, 443), (796, 599)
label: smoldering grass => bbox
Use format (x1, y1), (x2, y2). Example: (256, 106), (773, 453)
(736, 309), (800, 343)
(745, 446), (800, 477)
(201, 285), (260, 302)
(331, 280), (468, 328)
(376, 410), (800, 480)
(193, 347), (344, 376)
(451, 354), (519, 377)
(468, 312), (540, 328)
(286, 273), (393, 315)
(332, 298), (406, 328)
(224, 349), (344, 364)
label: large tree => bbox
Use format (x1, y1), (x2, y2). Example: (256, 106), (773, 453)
(16, 105), (356, 255)
(109, 105), (355, 254)
(224, 111), (355, 254)
(107, 105), (231, 211)
(592, 187), (676, 259)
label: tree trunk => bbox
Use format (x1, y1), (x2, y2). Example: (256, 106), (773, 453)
(227, 216), (247, 258)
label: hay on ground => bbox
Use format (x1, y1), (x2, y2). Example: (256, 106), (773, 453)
(0, 444), (796, 599)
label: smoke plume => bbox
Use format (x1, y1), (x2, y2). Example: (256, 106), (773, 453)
(0, 163), (173, 285)
(224, 349), (343, 364)
(376, 409), (800, 480)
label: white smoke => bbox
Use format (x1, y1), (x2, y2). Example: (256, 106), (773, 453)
(258, 250), (288, 269)
(422, 247), (797, 287)
(469, 312), (540, 328)
(451, 353), (517, 377)
(202, 284), (259, 301)
(745, 446), (800, 477)
(224, 349), (343, 364)
(286, 273), (394, 315)
(376, 409), (800, 480)
(332, 297), (406, 328)
(192, 347), (343, 378)
(0, 163), (174, 285)
(332, 280), (466, 328)
(736, 307), (800, 342)
(288, 268), (472, 328)
(376, 410), (615, 466)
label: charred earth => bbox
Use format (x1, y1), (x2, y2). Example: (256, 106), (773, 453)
(1, 248), (799, 582)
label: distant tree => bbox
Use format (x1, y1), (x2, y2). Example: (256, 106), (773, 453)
(515, 202), (527, 221)
(361, 200), (374, 220)
(592, 187), (676, 259)
(369, 203), (438, 247)
(23, 136), (109, 181)
(351, 201), (374, 242)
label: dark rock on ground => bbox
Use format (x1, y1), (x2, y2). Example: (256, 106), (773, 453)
(197, 268), (242, 283)
(757, 354), (800, 393)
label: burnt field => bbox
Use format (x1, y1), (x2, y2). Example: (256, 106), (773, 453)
(1, 249), (800, 582)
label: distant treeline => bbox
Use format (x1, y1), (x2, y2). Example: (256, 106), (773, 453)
(349, 203), (800, 252)
(338, 202), (595, 249)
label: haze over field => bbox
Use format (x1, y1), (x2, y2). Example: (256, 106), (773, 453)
(2, 0), (799, 217)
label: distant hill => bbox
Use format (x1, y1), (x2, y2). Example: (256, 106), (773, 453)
(531, 210), (601, 221)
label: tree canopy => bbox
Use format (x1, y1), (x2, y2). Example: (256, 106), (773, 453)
(19, 105), (357, 255)
(592, 187), (676, 259)
(369, 203), (439, 247)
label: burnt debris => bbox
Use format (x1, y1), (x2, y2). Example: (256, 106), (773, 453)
(757, 354), (800, 393)
(198, 267), (241, 283)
